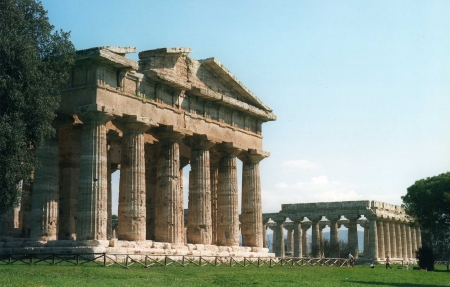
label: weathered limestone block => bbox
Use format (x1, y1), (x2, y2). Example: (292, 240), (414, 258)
(113, 116), (152, 241)
(238, 149), (268, 248)
(76, 106), (113, 240)
(30, 138), (59, 241)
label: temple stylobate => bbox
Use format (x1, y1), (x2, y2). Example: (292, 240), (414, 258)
(0, 46), (275, 257)
(263, 200), (421, 262)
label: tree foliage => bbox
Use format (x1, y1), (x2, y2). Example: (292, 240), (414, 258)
(0, 0), (75, 213)
(402, 172), (450, 259)
(416, 245), (435, 271)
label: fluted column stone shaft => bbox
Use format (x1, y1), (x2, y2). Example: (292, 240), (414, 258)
(186, 136), (215, 245)
(383, 221), (391, 257)
(210, 151), (220, 245)
(389, 221), (396, 258)
(369, 218), (378, 259)
(377, 221), (385, 258)
(293, 221), (302, 257)
(286, 228), (294, 253)
(274, 221), (285, 257)
(19, 171), (33, 237)
(239, 150), (267, 248)
(416, 227), (422, 248)
(302, 223), (310, 257)
(154, 130), (185, 244)
(406, 225), (412, 258)
(363, 225), (370, 257)
(348, 216), (359, 257)
(114, 117), (150, 241)
(395, 223), (402, 258)
(329, 218), (339, 258)
(76, 109), (112, 240)
(144, 143), (158, 240)
(311, 218), (320, 257)
(411, 226), (417, 256)
(401, 223), (407, 258)
(30, 138), (59, 241)
(216, 147), (240, 246)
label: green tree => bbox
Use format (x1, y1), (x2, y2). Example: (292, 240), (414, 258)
(402, 172), (450, 259)
(0, 0), (75, 213)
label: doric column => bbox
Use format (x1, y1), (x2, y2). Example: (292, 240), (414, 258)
(389, 221), (397, 258)
(179, 157), (190, 244)
(58, 122), (82, 240)
(406, 224), (412, 258)
(301, 222), (311, 257)
(368, 217), (378, 259)
(329, 217), (339, 258)
(210, 149), (220, 245)
(347, 215), (359, 258)
(383, 221), (391, 258)
(401, 223), (407, 259)
(153, 127), (186, 244)
(395, 222), (402, 258)
(30, 137), (60, 241)
(144, 142), (158, 240)
(19, 171), (34, 237)
(293, 220), (302, 258)
(416, 226), (422, 249)
(319, 223), (325, 257)
(238, 149), (268, 248)
(411, 225), (417, 256)
(274, 220), (285, 257)
(113, 116), (151, 241)
(377, 220), (385, 258)
(106, 131), (120, 240)
(215, 144), (241, 246)
(311, 217), (321, 257)
(185, 135), (217, 245)
(76, 106), (113, 240)
(286, 226), (294, 254)
(363, 223), (370, 258)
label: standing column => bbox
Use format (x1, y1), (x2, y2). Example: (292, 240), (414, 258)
(401, 223), (408, 259)
(113, 116), (151, 241)
(406, 224), (412, 259)
(58, 123), (82, 240)
(416, 226), (422, 249)
(185, 135), (216, 245)
(239, 149), (268, 248)
(76, 107), (113, 240)
(19, 171), (34, 237)
(390, 221), (397, 258)
(153, 128), (186, 244)
(329, 218), (339, 258)
(395, 222), (402, 259)
(347, 215), (359, 258)
(293, 220), (302, 258)
(377, 220), (385, 259)
(302, 222), (310, 257)
(411, 226), (417, 256)
(363, 223), (370, 258)
(368, 217), (378, 260)
(286, 227), (294, 255)
(311, 217), (321, 257)
(383, 221), (391, 258)
(274, 220), (285, 257)
(215, 144), (241, 246)
(144, 143), (158, 240)
(210, 150), (220, 245)
(30, 137), (60, 241)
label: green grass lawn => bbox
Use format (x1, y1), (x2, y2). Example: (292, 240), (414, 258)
(0, 264), (448, 287)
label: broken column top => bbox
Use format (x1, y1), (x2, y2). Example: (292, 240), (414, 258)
(138, 47), (192, 59)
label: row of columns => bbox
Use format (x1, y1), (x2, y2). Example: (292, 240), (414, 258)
(266, 217), (421, 259)
(11, 106), (267, 249)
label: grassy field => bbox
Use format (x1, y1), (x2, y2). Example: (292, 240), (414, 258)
(0, 263), (448, 287)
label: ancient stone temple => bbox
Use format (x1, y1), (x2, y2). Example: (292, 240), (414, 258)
(0, 46), (275, 257)
(263, 200), (421, 262)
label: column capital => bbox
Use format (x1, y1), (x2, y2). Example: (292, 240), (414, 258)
(238, 149), (269, 163)
(76, 104), (114, 124)
(183, 133), (219, 150)
(112, 115), (155, 133)
(215, 142), (244, 157)
(152, 125), (192, 142)
(301, 221), (311, 229)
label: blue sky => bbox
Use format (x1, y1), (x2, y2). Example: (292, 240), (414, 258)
(42, 0), (450, 214)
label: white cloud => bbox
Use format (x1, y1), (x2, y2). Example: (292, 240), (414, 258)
(262, 175), (361, 213)
(281, 159), (319, 171)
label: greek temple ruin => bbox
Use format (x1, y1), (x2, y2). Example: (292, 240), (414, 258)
(0, 46), (276, 257)
(263, 200), (421, 262)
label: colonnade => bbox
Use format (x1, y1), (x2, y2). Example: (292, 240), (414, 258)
(4, 108), (268, 249)
(263, 200), (421, 260)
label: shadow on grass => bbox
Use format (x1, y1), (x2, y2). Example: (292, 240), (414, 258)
(347, 281), (445, 287)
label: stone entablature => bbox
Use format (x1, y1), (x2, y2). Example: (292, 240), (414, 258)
(263, 200), (421, 262)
